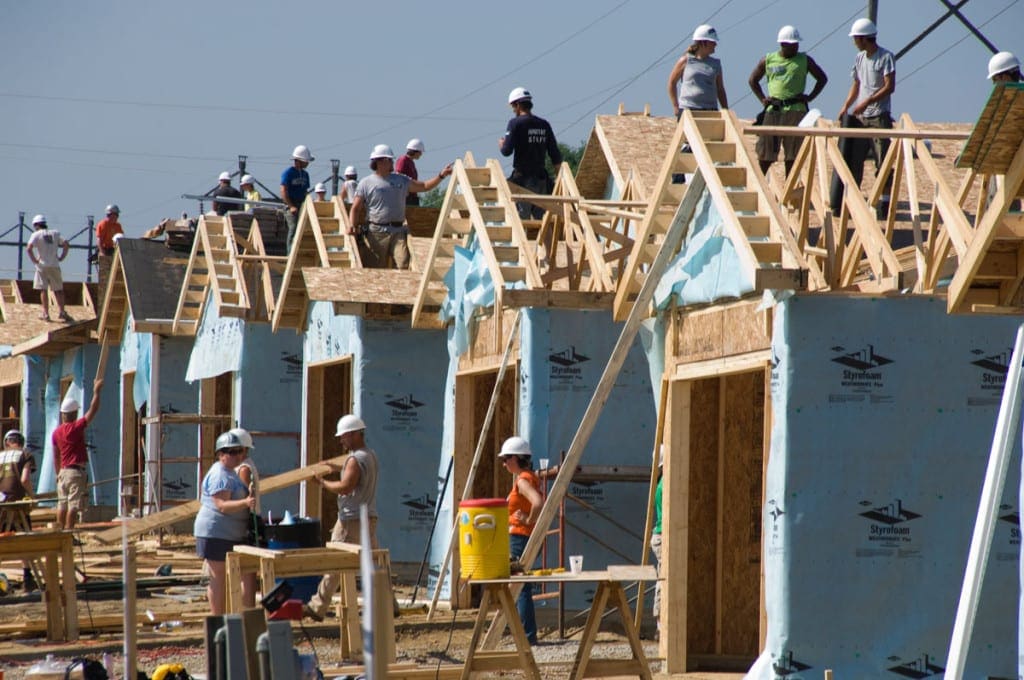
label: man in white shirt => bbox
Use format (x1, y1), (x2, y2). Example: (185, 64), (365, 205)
(26, 214), (70, 322)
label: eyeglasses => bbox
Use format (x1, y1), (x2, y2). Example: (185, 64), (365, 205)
(221, 448), (245, 455)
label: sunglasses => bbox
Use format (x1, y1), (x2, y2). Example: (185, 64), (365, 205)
(221, 447), (246, 456)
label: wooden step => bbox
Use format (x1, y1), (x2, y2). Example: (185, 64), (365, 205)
(727, 191), (759, 213)
(319, 218), (340, 231)
(500, 266), (526, 282)
(716, 166), (747, 187)
(473, 186), (498, 203)
(974, 250), (1019, 280)
(493, 246), (520, 262)
(221, 291), (240, 304)
(693, 117), (725, 141)
(751, 241), (782, 263)
(738, 215), (770, 239)
(478, 206), (508, 223)
(705, 142), (736, 164)
(314, 202), (334, 217)
(465, 168), (491, 185)
(486, 226), (513, 242)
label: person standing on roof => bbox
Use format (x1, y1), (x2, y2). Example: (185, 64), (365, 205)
(52, 379), (103, 530)
(834, 18), (896, 218)
(26, 214), (69, 322)
(241, 175), (261, 211)
(748, 26), (828, 176)
(348, 144), (453, 269)
(499, 87), (562, 220)
(95, 204), (124, 258)
(340, 166), (358, 205)
(211, 172), (243, 217)
(668, 25), (729, 119)
(314, 183), (328, 201)
(988, 51), (1022, 83)
(282, 145), (314, 251)
(499, 436), (543, 645)
(304, 414), (381, 622)
(396, 139), (425, 206)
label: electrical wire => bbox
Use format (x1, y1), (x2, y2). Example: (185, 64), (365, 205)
(900, 0), (1019, 83)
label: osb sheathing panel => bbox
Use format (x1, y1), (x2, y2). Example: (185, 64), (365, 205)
(576, 128), (612, 200)
(671, 300), (771, 367)
(0, 355), (22, 387)
(303, 268), (422, 305)
(0, 300), (97, 347)
(406, 207), (441, 238)
(458, 308), (521, 374)
(687, 377), (719, 655)
(578, 115), (677, 201)
(719, 371), (763, 656)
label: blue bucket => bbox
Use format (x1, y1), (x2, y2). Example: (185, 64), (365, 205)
(265, 516), (322, 602)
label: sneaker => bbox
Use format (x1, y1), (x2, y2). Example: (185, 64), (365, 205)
(302, 604), (324, 622)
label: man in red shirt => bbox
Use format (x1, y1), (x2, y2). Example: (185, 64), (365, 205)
(52, 379), (103, 530)
(95, 205), (123, 256)
(395, 138), (424, 206)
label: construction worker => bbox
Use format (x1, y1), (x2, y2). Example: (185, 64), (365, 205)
(748, 25), (828, 175)
(668, 25), (729, 119)
(211, 171), (242, 216)
(52, 379), (103, 530)
(26, 214), (69, 322)
(282, 145), (314, 251)
(305, 415), (380, 622)
(833, 18), (896, 218)
(348, 144), (452, 269)
(314, 182), (327, 201)
(194, 430), (257, 615)
(0, 430), (38, 591)
(499, 87), (562, 220)
(240, 175), (261, 211)
(499, 436), (542, 645)
(988, 51), (1022, 83)
(340, 165), (358, 205)
(95, 204), (124, 258)
(396, 138), (425, 205)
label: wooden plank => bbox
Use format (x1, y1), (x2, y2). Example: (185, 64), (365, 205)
(662, 380), (691, 673)
(303, 268), (423, 305)
(94, 455), (350, 544)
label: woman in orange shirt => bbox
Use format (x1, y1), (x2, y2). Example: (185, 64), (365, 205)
(499, 436), (543, 645)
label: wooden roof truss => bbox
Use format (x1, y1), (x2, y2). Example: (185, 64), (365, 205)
(272, 196), (361, 332)
(612, 109), (806, 321)
(172, 214), (250, 335)
(946, 83), (1024, 313)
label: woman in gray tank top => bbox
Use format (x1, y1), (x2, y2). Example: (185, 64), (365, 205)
(668, 24), (729, 118)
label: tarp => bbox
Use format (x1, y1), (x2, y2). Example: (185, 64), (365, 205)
(185, 303), (244, 382)
(654, 189), (755, 309)
(748, 295), (1018, 679)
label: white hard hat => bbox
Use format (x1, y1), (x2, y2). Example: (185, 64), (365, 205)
(229, 427), (254, 449)
(292, 145), (314, 162)
(849, 18), (877, 37)
(32, 214), (47, 226)
(335, 414), (366, 437)
(369, 144), (395, 160)
(498, 436), (532, 457)
(507, 87), (532, 105)
(113, 233), (124, 243)
(218, 171), (232, 182)
(105, 204), (120, 215)
(60, 397), (80, 413)
(777, 25), (801, 43)
(406, 138), (425, 153)
(988, 51), (1021, 79)
(215, 431), (245, 453)
(314, 182), (326, 193)
(693, 24), (719, 43)
(344, 165), (357, 177)
(240, 174), (254, 186)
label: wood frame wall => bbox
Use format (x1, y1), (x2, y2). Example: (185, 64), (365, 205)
(304, 356), (352, 542)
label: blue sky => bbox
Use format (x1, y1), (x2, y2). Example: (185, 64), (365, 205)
(1, 0), (1019, 281)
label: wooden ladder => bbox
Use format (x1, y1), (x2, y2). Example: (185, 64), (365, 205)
(272, 196), (362, 331)
(613, 109), (805, 321)
(172, 215), (250, 333)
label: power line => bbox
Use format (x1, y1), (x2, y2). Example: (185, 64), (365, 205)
(900, 0), (1019, 83)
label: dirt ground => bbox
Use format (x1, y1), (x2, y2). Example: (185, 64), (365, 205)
(0, 533), (686, 680)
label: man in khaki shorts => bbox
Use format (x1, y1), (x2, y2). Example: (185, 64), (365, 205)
(25, 214), (70, 322)
(52, 379), (104, 530)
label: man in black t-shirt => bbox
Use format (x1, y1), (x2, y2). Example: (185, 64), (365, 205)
(211, 172), (243, 216)
(499, 87), (562, 220)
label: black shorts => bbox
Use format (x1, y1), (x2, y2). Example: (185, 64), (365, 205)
(196, 536), (242, 562)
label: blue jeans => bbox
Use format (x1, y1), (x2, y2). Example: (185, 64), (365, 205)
(509, 533), (537, 644)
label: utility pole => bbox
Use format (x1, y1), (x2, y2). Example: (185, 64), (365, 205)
(331, 159), (341, 198)
(16, 212), (25, 280)
(867, 0), (879, 23)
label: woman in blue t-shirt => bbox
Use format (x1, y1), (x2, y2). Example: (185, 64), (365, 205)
(193, 431), (255, 614)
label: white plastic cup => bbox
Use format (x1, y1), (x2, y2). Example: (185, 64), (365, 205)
(539, 458), (549, 471)
(569, 555), (583, 574)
